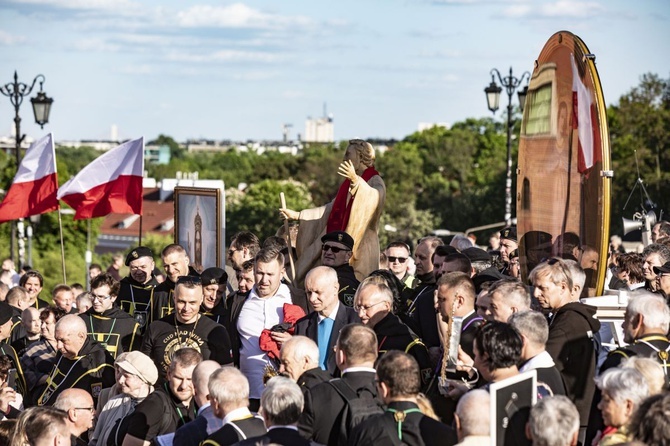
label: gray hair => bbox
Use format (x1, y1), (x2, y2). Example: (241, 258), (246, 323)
(455, 389), (490, 437)
(488, 279), (530, 311)
(642, 243), (670, 264)
(355, 276), (393, 305)
(208, 367), (250, 407)
(529, 396), (579, 446)
(563, 259), (586, 293)
(627, 290), (670, 333)
(281, 336), (319, 366)
(595, 367), (649, 407)
(261, 376), (304, 426)
(508, 311), (549, 347)
(621, 356), (666, 396)
(449, 235), (474, 251)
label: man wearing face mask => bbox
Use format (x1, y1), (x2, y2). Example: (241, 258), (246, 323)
(118, 246), (159, 334)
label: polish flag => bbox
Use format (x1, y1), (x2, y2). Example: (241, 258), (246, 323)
(0, 133), (58, 223)
(571, 53), (601, 173)
(57, 137), (144, 219)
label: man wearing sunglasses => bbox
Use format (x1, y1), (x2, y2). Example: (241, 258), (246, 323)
(385, 241), (416, 290)
(320, 231), (359, 307)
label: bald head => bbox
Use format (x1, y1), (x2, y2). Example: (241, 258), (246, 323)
(192, 360), (221, 406)
(55, 315), (88, 359)
(305, 266), (340, 316)
(53, 388), (95, 436)
(280, 336), (320, 381)
(21, 307), (41, 336)
(455, 389), (490, 440)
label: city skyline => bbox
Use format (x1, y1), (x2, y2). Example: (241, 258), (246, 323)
(1, 0), (668, 142)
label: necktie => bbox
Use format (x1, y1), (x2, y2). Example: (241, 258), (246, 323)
(318, 317), (335, 370)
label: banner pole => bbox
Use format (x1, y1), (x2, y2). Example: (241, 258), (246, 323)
(57, 208), (67, 283)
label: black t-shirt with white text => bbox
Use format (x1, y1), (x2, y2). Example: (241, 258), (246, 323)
(140, 313), (233, 380)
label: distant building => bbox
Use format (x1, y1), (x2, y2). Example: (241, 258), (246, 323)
(145, 144), (171, 165)
(305, 104), (334, 142)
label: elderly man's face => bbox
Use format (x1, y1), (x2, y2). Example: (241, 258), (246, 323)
(321, 242), (352, 268)
(354, 285), (390, 328)
(305, 272), (339, 315)
(279, 347), (306, 382)
(643, 253), (663, 282)
(55, 328), (85, 359)
(532, 273), (567, 311)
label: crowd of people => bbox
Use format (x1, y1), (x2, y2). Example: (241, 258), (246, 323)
(0, 219), (669, 446)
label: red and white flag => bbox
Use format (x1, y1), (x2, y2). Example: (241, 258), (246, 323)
(571, 53), (600, 173)
(0, 133), (58, 223)
(57, 137), (144, 219)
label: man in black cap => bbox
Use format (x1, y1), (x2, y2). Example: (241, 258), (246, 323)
(321, 231), (359, 307)
(200, 267), (228, 324)
(499, 226), (518, 275)
(117, 246), (160, 334)
(462, 247), (493, 276)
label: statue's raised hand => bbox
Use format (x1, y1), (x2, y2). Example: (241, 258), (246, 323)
(279, 208), (299, 220)
(337, 160), (358, 183)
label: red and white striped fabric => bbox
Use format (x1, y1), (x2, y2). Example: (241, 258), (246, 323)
(57, 137), (144, 219)
(0, 133), (58, 223)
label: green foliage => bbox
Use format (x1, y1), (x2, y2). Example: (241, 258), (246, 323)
(141, 232), (175, 261)
(227, 179), (314, 241)
(608, 73), (670, 233)
(149, 134), (184, 159)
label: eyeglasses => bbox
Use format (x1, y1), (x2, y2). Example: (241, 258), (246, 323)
(387, 256), (407, 264)
(74, 406), (95, 413)
(177, 276), (202, 285)
(91, 294), (111, 301)
(354, 301), (387, 313)
(322, 244), (350, 254)
(227, 248), (239, 257)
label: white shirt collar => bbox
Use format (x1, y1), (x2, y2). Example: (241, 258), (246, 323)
(342, 366), (376, 375)
(318, 301), (340, 323)
(519, 350), (556, 372)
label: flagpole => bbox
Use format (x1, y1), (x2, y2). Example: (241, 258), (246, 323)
(139, 214), (143, 246)
(57, 207), (67, 283)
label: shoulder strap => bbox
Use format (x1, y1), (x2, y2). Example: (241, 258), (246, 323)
(328, 378), (358, 402)
(636, 340), (670, 376)
(227, 420), (249, 440)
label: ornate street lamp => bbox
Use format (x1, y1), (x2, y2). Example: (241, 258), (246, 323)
(484, 67), (530, 226)
(1, 71), (54, 265)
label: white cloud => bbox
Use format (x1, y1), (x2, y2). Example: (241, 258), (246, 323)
(165, 49), (281, 64)
(71, 37), (121, 52)
(10, 0), (141, 13)
(503, 0), (605, 19)
(175, 3), (314, 30)
(0, 30), (26, 45)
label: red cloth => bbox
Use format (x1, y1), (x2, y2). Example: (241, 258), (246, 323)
(259, 303), (307, 360)
(326, 166), (379, 233)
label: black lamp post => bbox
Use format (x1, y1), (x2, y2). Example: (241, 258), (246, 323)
(1, 71), (54, 265)
(484, 67), (529, 226)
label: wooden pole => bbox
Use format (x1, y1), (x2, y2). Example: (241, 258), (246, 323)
(280, 192), (296, 283)
(139, 214), (143, 246)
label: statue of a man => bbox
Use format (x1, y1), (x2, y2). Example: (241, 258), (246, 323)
(280, 139), (386, 284)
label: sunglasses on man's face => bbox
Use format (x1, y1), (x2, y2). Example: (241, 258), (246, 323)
(388, 256), (407, 264)
(322, 244), (350, 254)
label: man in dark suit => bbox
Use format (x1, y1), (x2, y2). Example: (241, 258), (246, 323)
(235, 376), (316, 446)
(298, 324), (381, 446)
(349, 350), (457, 446)
(294, 266), (361, 375)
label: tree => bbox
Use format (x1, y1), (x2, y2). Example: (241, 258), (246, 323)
(149, 134), (184, 159)
(226, 179), (314, 242)
(608, 73), (670, 234)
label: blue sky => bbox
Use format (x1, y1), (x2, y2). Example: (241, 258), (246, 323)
(1, 0), (668, 142)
